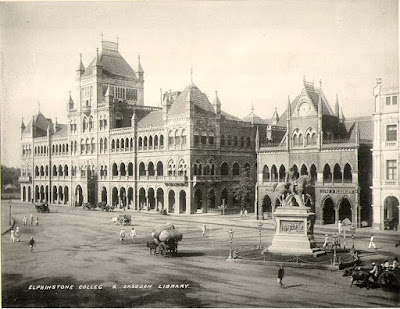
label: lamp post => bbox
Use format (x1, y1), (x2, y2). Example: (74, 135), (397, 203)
(332, 233), (338, 265)
(227, 228), (234, 260)
(257, 221), (263, 249)
(350, 225), (356, 254)
(9, 199), (12, 226)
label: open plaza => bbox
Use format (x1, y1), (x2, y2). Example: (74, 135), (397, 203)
(2, 200), (399, 307)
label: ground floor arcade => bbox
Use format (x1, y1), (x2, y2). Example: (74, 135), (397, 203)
(372, 189), (400, 230)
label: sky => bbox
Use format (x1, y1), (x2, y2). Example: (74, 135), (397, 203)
(0, 0), (398, 168)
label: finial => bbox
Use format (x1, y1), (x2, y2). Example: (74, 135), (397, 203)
(38, 101), (40, 113)
(303, 75), (306, 83)
(96, 48), (99, 58)
(251, 102), (254, 112)
(138, 55), (141, 64)
(376, 78), (382, 85)
(336, 94), (339, 103)
(79, 53), (82, 61)
(117, 36), (119, 44)
(69, 90), (71, 96)
(190, 66), (193, 85)
(100, 32), (103, 42)
(319, 79), (322, 88)
(215, 90), (218, 96)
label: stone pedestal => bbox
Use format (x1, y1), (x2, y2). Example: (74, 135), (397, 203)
(267, 204), (316, 255)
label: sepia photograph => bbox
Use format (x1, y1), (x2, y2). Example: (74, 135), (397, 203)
(1, 0), (399, 307)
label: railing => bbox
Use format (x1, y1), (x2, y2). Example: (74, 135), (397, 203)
(323, 138), (355, 144)
(18, 176), (32, 183)
(193, 175), (221, 182)
(382, 180), (397, 186)
(385, 141), (397, 147)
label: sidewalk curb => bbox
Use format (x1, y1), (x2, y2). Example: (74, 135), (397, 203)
(2, 217), (15, 236)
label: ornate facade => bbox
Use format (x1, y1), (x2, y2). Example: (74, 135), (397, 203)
(256, 79), (373, 227)
(19, 39), (257, 214)
(371, 79), (399, 230)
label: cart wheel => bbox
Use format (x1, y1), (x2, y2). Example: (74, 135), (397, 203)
(158, 243), (167, 257)
(379, 272), (399, 291)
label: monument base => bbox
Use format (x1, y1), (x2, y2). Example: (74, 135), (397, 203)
(267, 234), (316, 255)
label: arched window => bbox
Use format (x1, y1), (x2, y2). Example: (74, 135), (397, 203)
(178, 159), (186, 176)
(45, 165), (49, 176)
(149, 136), (154, 148)
(201, 131), (207, 145)
(112, 163), (118, 176)
(167, 160), (175, 176)
(175, 130), (180, 145)
(279, 165), (286, 181)
(89, 116), (93, 131)
(271, 165), (278, 182)
(292, 134), (297, 146)
(333, 164), (342, 183)
(99, 116), (103, 130)
(148, 162), (155, 176)
(127, 162), (134, 176)
(246, 137), (251, 147)
(40, 166), (44, 176)
(227, 135), (232, 146)
(182, 130), (187, 145)
(120, 162), (126, 176)
(52, 165), (57, 176)
(116, 139), (120, 150)
(104, 138), (107, 152)
(154, 135), (159, 147)
(100, 138), (103, 153)
(263, 165), (270, 182)
(168, 131), (174, 146)
(310, 164), (317, 181)
(234, 136), (238, 146)
(221, 135), (225, 146)
(138, 137), (143, 149)
(194, 130), (199, 145)
(157, 161), (164, 176)
(82, 117), (87, 132)
(160, 135), (164, 147)
(240, 136), (245, 147)
(232, 163), (240, 176)
(298, 134), (303, 146)
(91, 138), (95, 153)
(311, 133), (317, 145)
(301, 164), (308, 176)
(344, 163), (352, 183)
(58, 165), (63, 176)
(243, 162), (251, 176)
(86, 138), (90, 154)
(221, 162), (229, 176)
(125, 138), (129, 151)
(130, 138), (133, 150)
(74, 141), (77, 154)
(291, 164), (299, 179)
(64, 165), (68, 176)
(323, 164), (332, 183)
(121, 138), (125, 149)
(139, 162), (146, 176)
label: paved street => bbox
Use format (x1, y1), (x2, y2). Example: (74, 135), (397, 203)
(2, 201), (399, 307)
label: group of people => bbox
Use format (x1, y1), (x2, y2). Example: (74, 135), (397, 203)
(119, 227), (137, 244)
(369, 257), (399, 282)
(240, 208), (248, 217)
(9, 214), (38, 253)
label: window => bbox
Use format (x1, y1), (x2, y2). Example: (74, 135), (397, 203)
(386, 96), (398, 106)
(386, 125), (397, 142)
(386, 97), (391, 105)
(201, 132), (207, 145)
(393, 96), (398, 105)
(386, 160), (397, 180)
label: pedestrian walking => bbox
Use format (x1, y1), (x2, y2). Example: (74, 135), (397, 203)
(338, 220), (342, 234)
(322, 234), (329, 249)
(277, 265), (285, 288)
(368, 233), (376, 249)
(129, 227), (137, 243)
(23, 215), (27, 226)
(35, 216), (39, 226)
(10, 229), (15, 242)
(120, 228), (125, 243)
(15, 227), (20, 242)
(240, 209), (243, 217)
(392, 257), (398, 269)
(244, 209), (248, 217)
(30, 214), (33, 226)
(29, 237), (35, 252)
(202, 224), (207, 237)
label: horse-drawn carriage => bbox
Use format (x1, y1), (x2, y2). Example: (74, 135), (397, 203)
(34, 202), (50, 213)
(117, 214), (131, 226)
(147, 223), (182, 257)
(345, 266), (400, 291)
(378, 269), (400, 291)
(83, 203), (97, 210)
(97, 202), (114, 212)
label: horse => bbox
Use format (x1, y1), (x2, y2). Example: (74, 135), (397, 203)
(146, 241), (158, 255)
(343, 268), (373, 288)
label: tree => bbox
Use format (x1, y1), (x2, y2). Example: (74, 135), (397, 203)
(1, 166), (21, 190)
(231, 169), (255, 210)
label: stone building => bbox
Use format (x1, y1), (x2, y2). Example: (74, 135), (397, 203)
(371, 78), (399, 230)
(19, 38), (257, 214)
(256, 79), (373, 227)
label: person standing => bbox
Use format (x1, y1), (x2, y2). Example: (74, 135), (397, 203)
(338, 220), (342, 235)
(10, 229), (15, 242)
(23, 215), (27, 226)
(29, 214), (34, 226)
(120, 228), (125, 244)
(392, 257), (398, 269)
(35, 216), (39, 226)
(322, 234), (329, 249)
(202, 224), (207, 237)
(244, 209), (248, 217)
(129, 227), (137, 243)
(15, 227), (20, 242)
(368, 234), (376, 249)
(29, 237), (35, 252)
(277, 265), (285, 288)
(369, 262), (379, 284)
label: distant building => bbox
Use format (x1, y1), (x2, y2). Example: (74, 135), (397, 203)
(371, 79), (399, 230)
(256, 79), (373, 227)
(19, 38), (258, 214)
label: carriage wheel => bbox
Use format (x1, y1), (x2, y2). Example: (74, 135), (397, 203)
(379, 272), (399, 291)
(158, 243), (167, 257)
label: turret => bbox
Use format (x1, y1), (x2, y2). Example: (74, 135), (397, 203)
(105, 84), (114, 105)
(93, 48), (102, 76)
(53, 118), (58, 133)
(212, 91), (221, 115)
(20, 118), (25, 139)
(67, 91), (74, 112)
(76, 53), (85, 79)
(255, 126), (260, 151)
(162, 92), (170, 122)
(340, 108), (345, 123)
(272, 107), (279, 125)
(131, 112), (137, 128)
(137, 55), (144, 82)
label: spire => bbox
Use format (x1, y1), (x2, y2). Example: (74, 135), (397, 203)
(105, 84), (113, 103)
(95, 48), (102, 67)
(340, 107), (345, 122)
(137, 55), (144, 73)
(335, 94), (339, 118)
(190, 66), (193, 85)
(212, 91), (221, 114)
(77, 53), (85, 72)
(272, 107), (279, 125)
(287, 96), (291, 118)
(21, 118), (25, 129)
(318, 88), (322, 115)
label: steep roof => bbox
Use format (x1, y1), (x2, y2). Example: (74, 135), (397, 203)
(52, 124), (68, 138)
(137, 110), (163, 128)
(167, 84), (216, 116)
(82, 48), (137, 80)
(344, 116), (374, 142)
(23, 112), (52, 135)
(242, 111), (269, 125)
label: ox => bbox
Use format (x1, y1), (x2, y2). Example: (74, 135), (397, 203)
(146, 241), (158, 255)
(343, 268), (373, 288)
